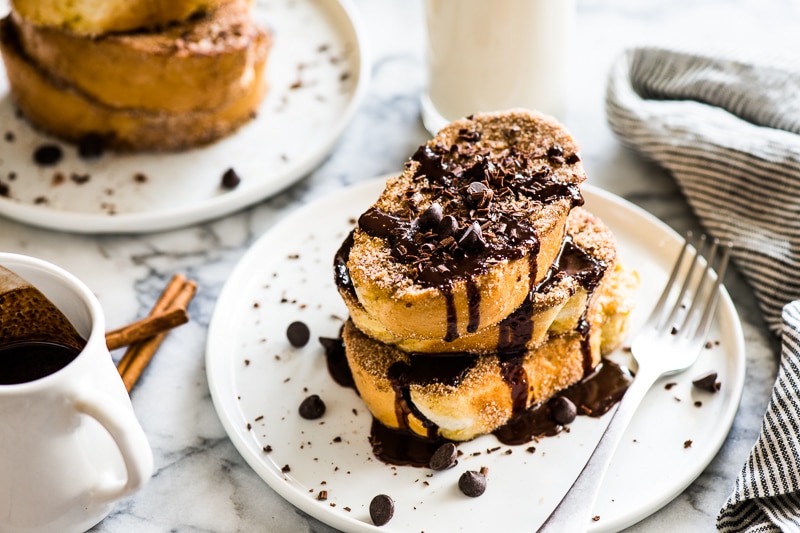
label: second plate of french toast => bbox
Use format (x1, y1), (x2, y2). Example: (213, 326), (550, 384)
(0, 0), (367, 233)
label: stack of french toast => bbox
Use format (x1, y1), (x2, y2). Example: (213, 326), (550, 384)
(334, 109), (639, 442)
(0, 0), (270, 152)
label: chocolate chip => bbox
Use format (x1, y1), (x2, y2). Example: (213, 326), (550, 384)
(77, 133), (106, 158)
(547, 144), (565, 164)
(458, 128), (481, 142)
(458, 222), (485, 251)
(466, 181), (493, 208)
(458, 470), (487, 497)
(437, 215), (458, 239)
(221, 168), (241, 189)
(467, 181), (488, 195)
(692, 371), (721, 393)
(566, 153), (581, 165)
(418, 202), (443, 231)
(33, 144), (63, 166)
(369, 494), (394, 526)
(286, 321), (310, 347)
(429, 442), (458, 471)
(299, 394), (326, 419)
(551, 396), (577, 425)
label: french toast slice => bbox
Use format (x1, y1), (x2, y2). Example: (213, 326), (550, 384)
(9, 0), (236, 36)
(0, 14), (268, 151)
(341, 255), (639, 442)
(339, 207), (617, 354)
(11, 1), (270, 113)
(346, 110), (587, 341)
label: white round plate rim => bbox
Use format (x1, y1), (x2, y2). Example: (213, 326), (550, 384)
(0, 0), (369, 234)
(206, 177), (746, 533)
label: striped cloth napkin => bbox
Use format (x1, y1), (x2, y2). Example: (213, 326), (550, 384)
(606, 47), (800, 532)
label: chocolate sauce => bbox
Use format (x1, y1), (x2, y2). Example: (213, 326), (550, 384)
(465, 278), (481, 333)
(561, 359), (633, 418)
(332, 231), (357, 300)
(353, 140), (582, 340)
(0, 341), (80, 385)
(319, 334), (354, 389)
(493, 360), (633, 445)
(499, 352), (529, 414)
(369, 418), (452, 467)
(535, 236), (608, 374)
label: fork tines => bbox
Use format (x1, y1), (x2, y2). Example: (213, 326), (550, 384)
(652, 232), (732, 342)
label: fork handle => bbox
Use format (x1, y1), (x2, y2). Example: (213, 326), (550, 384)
(538, 366), (660, 532)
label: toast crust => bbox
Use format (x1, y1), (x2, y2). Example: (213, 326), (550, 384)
(9, 0), (236, 36)
(0, 14), (268, 151)
(11, 2), (270, 113)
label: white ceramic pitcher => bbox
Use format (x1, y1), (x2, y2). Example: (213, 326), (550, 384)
(0, 253), (153, 533)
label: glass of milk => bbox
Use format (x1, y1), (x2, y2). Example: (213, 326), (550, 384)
(421, 0), (576, 135)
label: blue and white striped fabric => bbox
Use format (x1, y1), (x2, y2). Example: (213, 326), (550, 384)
(717, 302), (800, 532)
(606, 47), (800, 335)
(606, 47), (800, 532)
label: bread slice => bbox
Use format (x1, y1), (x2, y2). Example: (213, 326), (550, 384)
(340, 207), (618, 354)
(341, 255), (638, 442)
(0, 14), (268, 151)
(346, 110), (587, 341)
(11, 1), (270, 113)
(9, 0), (236, 36)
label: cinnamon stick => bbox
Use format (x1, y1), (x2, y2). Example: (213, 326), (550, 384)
(105, 307), (188, 350)
(116, 274), (197, 392)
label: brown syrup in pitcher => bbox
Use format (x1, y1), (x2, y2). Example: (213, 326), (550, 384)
(0, 341), (80, 385)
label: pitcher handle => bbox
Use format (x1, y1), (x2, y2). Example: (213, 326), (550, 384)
(73, 390), (154, 502)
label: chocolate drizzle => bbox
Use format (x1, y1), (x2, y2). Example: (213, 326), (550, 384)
(354, 137), (583, 340)
(499, 352), (529, 414)
(536, 235), (608, 374)
(493, 360), (633, 446)
(333, 231), (357, 301)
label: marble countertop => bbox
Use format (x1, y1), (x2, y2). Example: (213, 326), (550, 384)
(0, 0), (791, 531)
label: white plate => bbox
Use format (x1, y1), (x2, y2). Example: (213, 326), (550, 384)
(0, 0), (368, 233)
(206, 178), (745, 533)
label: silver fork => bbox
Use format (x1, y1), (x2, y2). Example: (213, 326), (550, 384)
(539, 233), (732, 532)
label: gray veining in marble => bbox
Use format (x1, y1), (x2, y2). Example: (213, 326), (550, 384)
(1, 0), (796, 531)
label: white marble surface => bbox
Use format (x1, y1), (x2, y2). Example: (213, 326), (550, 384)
(0, 0), (794, 531)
